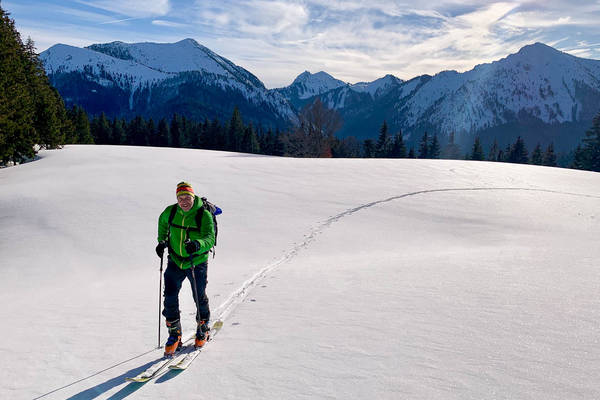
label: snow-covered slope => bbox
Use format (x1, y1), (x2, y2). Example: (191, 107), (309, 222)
(40, 39), (296, 125)
(399, 43), (600, 136)
(272, 70), (348, 108)
(288, 70), (347, 99)
(349, 74), (404, 97)
(87, 39), (264, 88)
(2, 146), (600, 399)
(41, 43), (171, 89)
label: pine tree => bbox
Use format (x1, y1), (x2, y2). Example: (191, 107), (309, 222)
(74, 106), (93, 144)
(0, 8), (37, 164)
(389, 130), (407, 158)
(111, 117), (126, 145)
(170, 114), (182, 148)
(441, 131), (461, 159)
(497, 149), (505, 162)
(542, 142), (557, 167)
(363, 139), (375, 158)
(146, 118), (157, 147)
(375, 121), (390, 158)
(531, 143), (543, 165)
(418, 132), (429, 158)
(580, 112), (600, 171)
(227, 107), (244, 152)
(130, 116), (149, 146)
(272, 128), (285, 156)
(507, 136), (529, 164)
(24, 37), (66, 150)
(156, 118), (169, 147)
(429, 133), (441, 159)
(571, 145), (586, 169)
(487, 139), (499, 161)
(408, 147), (416, 158)
(242, 123), (260, 154)
(332, 136), (361, 158)
(470, 136), (484, 160)
(91, 113), (111, 144)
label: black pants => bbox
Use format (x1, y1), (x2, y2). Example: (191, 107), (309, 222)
(162, 258), (210, 323)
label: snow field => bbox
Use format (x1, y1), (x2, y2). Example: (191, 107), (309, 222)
(0, 145), (599, 399)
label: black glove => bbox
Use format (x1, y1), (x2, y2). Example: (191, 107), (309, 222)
(184, 239), (200, 254)
(155, 241), (167, 258)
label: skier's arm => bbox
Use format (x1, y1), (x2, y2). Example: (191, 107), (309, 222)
(195, 209), (215, 253)
(157, 207), (171, 243)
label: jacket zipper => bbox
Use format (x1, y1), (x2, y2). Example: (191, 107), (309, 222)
(179, 214), (186, 256)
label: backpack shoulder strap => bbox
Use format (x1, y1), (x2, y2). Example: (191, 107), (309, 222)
(167, 204), (178, 226)
(195, 202), (205, 230)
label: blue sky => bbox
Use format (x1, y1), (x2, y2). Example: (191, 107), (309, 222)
(4, 0), (600, 88)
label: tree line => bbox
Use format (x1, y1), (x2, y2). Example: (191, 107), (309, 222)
(86, 108), (286, 156)
(0, 7), (72, 165)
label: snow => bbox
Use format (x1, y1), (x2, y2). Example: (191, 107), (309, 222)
(1, 145), (600, 399)
(40, 44), (172, 89)
(402, 43), (600, 134)
(350, 74), (403, 98)
(41, 41), (295, 121)
(290, 71), (347, 99)
(91, 39), (260, 87)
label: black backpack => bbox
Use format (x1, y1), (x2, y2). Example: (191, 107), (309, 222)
(167, 197), (221, 257)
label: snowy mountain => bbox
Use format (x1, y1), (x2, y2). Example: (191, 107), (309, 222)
(40, 39), (296, 127)
(272, 70), (348, 108)
(349, 74), (404, 97)
(3, 145), (600, 399)
(41, 40), (600, 151)
(395, 43), (600, 147)
(289, 43), (600, 151)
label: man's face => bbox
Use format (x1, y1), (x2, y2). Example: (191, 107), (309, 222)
(177, 194), (194, 211)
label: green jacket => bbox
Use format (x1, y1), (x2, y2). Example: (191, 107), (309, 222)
(158, 196), (215, 269)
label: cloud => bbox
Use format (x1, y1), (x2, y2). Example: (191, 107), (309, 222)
(99, 17), (141, 25)
(7, 0), (600, 87)
(194, 1), (600, 87)
(152, 19), (189, 28)
(75, 0), (171, 18)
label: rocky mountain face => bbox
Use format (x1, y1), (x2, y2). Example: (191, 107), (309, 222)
(42, 40), (600, 152)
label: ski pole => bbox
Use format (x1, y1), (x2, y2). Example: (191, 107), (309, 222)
(158, 250), (164, 349)
(189, 254), (201, 323)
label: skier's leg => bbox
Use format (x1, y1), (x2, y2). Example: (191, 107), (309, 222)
(162, 259), (186, 355)
(187, 261), (210, 322)
(162, 259), (186, 322)
(188, 262), (210, 347)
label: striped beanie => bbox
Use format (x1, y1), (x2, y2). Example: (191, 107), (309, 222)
(176, 181), (195, 197)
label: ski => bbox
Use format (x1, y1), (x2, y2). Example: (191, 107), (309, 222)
(169, 320), (224, 370)
(125, 356), (176, 383)
(125, 334), (195, 383)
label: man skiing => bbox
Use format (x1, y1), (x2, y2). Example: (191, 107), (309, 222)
(155, 182), (215, 356)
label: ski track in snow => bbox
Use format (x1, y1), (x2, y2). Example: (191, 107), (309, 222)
(39, 185), (598, 398)
(212, 186), (599, 322)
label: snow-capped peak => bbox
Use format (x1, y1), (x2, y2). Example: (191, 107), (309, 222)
(350, 74), (403, 97)
(85, 38), (264, 88)
(288, 71), (347, 99)
(399, 41), (600, 137)
(40, 39), (296, 121)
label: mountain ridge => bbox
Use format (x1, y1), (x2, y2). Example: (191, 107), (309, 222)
(41, 40), (600, 151)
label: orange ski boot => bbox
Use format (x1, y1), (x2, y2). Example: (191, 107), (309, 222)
(195, 320), (210, 348)
(164, 319), (182, 356)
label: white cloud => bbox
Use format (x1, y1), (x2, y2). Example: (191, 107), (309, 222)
(8, 0), (600, 87)
(152, 19), (189, 28)
(75, 0), (171, 18)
